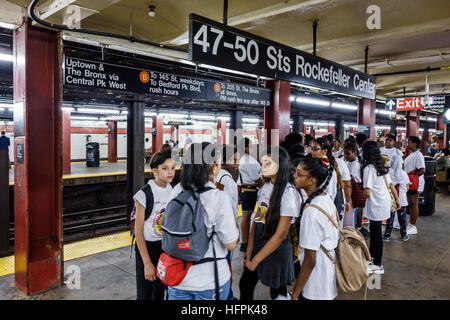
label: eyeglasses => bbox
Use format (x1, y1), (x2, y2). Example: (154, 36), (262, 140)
(295, 170), (312, 178)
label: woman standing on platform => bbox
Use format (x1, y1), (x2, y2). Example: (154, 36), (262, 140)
(291, 154), (339, 300)
(404, 136), (425, 235)
(361, 141), (401, 275)
(239, 146), (301, 300)
(133, 151), (175, 300)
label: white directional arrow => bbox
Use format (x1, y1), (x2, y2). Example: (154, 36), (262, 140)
(386, 99), (396, 110)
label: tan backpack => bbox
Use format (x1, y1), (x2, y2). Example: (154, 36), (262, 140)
(305, 204), (371, 296)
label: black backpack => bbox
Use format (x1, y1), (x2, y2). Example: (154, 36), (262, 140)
(334, 188), (345, 221)
(130, 183), (154, 251)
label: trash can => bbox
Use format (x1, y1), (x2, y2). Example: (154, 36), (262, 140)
(86, 142), (100, 167)
(419, 156), (436, 216)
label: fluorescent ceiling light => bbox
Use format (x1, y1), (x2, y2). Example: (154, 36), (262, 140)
(427, 117), (437, 122)
(144, 112), (157, 117)
(191, 115), (216, 120)
(375, 125), (390, 130)
(0, 108), (4, 112)
(0, 22), (15, 29)
(217, 116), (230, 121)
(121, 110), (128, 115)
(101, 115), (127, 121)
(0, 103), (13, 109)
(62, 107), (75, 112)
(0, 54), (13, 62)
(376, 109), (396, 116)
(289, 96), (295, 102)
(243, 118), (261, 123)
(331, 102), (357, 110)
(296, 97), (330, 107)
(71, 116), (99, 120)
(159, 113), (189, 119)
(77, 108), (120, 114)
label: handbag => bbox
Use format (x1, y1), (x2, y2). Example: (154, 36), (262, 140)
(407, 170), (419, 191)
(350, 179), (366, 208)
(382, 175), (397, 212)
(156, 252), (193, 286)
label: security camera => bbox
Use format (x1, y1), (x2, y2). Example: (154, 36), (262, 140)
(148, 5), (156, 17)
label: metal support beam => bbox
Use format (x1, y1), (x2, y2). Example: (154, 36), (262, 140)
(62, 110), (71, 174)
(229, 110), (243, 145)
(357, 98), (376, 140)
(126, 98), (145, 221)
(0, 149), (9, 255)
(223, 0), (228, 25)
(108, 120), (117, 163)
(264, 80), (291, 146)
(313, 21), (318, 56)
(364, 46), (369, 74)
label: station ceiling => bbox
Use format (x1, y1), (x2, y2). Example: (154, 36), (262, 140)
(2, 0), (450, 100)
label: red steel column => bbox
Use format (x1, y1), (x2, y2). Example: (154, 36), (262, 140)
(406, 110), (421, 138)
(216, 119), (226, 145)
(152, 116), (163, 154)
(436, 114), (447, 149)
(13, 22), (63, 295)
(108, 121), (118, 163)
(256, 127), (261, 145)
(328, 126), (334, 136)
(357, 98), (376, 140)
(62, 110), (71, 174)
(170, 125), (176, 142)
(264, 80), (291, 146)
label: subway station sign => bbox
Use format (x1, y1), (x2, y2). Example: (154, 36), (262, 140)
(63, 56), (272, 107)
(189, 14), (376, 100)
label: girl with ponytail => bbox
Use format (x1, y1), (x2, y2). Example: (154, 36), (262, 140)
(310, 137), (352, 218)
(291, 154), (340, 300)
(239, 146), (302, 300)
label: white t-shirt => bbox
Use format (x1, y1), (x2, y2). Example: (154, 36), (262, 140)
(215, 169), (239, 218)
(254, 182), (301, 224)
(299, 194), (339, 300)
(404, 150), (426, 192)
(332, 148), (344, 159)
(325, 158), (351, 201)
(133, 180), (173, 242)
(239, 153), (261, 184)
(168, 181), (239, 291)
(397, 171), (410, 207)
(345, 159), (361, 183)
(380, 147), (403, 160)
(362, 165), (392, 221)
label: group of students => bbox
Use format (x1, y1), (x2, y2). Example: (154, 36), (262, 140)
(131, 131), (426, 301)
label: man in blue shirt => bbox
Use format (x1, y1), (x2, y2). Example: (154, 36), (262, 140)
(0, 131), (10, 168)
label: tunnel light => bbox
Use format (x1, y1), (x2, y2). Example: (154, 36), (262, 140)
(296, 97), (330, 107)
(0, 54), (13, 62)
(331, 102), (357, 110)
(77, 108), (120, 114)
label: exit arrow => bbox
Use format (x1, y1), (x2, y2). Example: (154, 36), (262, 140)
(386, 99), (396, 110)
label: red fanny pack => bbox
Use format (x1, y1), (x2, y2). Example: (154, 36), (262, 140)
(156, 252), (193, 286)
(408, 170), (419, 191)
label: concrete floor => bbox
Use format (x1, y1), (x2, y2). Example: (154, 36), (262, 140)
(1, 191), (449, 300)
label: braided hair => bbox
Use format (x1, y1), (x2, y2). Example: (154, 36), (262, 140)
(314, 137), (343, 189)
(299, 154), (334, 214)
(344, 140), (362, 164)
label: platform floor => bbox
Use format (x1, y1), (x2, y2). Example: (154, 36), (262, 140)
(9, 160), (151, 184)
(1, 191), (449, 300)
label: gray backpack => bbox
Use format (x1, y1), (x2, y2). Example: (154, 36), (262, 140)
(161, 187), (216, 262)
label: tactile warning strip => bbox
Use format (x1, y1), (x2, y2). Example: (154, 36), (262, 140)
(0, 231), (131, 277)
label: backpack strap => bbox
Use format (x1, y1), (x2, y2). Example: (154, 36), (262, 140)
(218, 172), (233, 185)
(141, 183), (154, 221)
(304, 204), (339, 265)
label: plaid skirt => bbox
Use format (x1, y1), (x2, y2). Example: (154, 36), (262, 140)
(351, 179), (366, 208)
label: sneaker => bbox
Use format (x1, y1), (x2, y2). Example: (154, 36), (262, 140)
(369, 264), (385, 275)
(406, 224), (418, 235)
(358, 227), (370, 237)
(274, 293), (291, 300)
(382, 234), (390, 242)
(401, 234), (410, 242)
(393, 221), (401, 230)
(240, 243), (248, 252)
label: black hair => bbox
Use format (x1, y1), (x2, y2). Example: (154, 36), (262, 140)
(260, 146), (294, 240)
(385, 133), (396, 141)
(356, 133), (368, 147)
(281, 132), (303, 150)
(314, 136), (343, 189)
(221, 144), (238, 165)
(150, 151), (172, 169)
(287, 144), (305, 162)
(160, 143), (172, 153)
(345, 135), (356, 145)
(326, 134), (334, 145)
(299, 154), (334, 211)
(408, 136), (421, 149)
(1, 131), (5, 135)
(180, 142), (218, 191)
(344, 140), (362, 163)
(242, 137), (251, 148)
(304, 134), (313, 147)
(361, 141), (388, 177)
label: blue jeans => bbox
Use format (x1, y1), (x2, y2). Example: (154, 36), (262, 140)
(167, 281), (231, 300)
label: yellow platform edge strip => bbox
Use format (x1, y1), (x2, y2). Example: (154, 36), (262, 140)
(0, 231), (132, 277)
